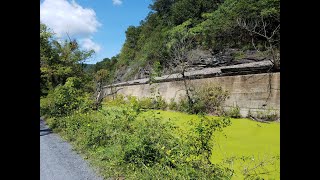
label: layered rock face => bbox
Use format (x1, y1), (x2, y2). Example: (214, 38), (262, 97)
(113, 48), (274, 83)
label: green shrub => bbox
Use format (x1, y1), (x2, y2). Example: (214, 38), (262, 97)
(46, 117), (58, 129)
(168, 98), (178, 111)
(123, 113), (177, 167)
(102, 94), (126, 107)
(173, 84), (229, 114)
(256, 109), (279, 121)
(138, 97), (154, 109)
(154, 94), (167, 110)
(127, 95), (142, 112)
(184, 115), (232, 164)
(192, 84), (229, 114)
(225, 105), (241, 118)
(49, 101), (234, 179)
(177, 96), (190, 113)
(40, 77), (94, 118)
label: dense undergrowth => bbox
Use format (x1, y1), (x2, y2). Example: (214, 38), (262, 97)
(46, 102), (234, 179)
(43, 94), (279, 179)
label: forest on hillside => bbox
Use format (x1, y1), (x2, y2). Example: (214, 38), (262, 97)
(86, 0), (279, 85)
(41, 0), (280, 98)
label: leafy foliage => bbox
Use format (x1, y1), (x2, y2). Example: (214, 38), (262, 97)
(40, 23), (94, 96)
(94, 0), (280, 82)
(256, 108), (279, 121)
(40, 77), (95, 118)
(224, 105), (241, 118)
(40, 22), (96, 119)
(48, 99), (234, 179)
(168, 83), (230, 115)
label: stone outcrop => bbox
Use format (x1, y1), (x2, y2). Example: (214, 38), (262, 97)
(113, 48), (275, 83)
(186, 48), (270, 70)
(104, 60), (273, 88)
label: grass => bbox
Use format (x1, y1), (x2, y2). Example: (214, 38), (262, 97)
(143, 110), (280, 180)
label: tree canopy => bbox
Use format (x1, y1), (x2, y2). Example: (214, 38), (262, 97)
(103, 0), (280, 83)
(40, 23), (94, 96)
(44, 0), (280, 87)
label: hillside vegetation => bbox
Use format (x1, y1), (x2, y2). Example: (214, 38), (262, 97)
(87, 0), (280, 84)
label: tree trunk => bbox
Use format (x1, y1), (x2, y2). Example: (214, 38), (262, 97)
(182, 70), (193, 113)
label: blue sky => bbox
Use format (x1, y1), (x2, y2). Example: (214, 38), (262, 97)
(40, 0), (153, 64)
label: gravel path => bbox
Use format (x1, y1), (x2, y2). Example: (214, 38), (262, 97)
(40, 119), (103, 180)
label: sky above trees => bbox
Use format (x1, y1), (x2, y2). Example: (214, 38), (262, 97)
(40, 0), (152, 64)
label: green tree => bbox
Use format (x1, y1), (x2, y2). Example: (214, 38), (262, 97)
(170, 0), (222, 25)
(110, 0), (280, 82)
(40, 22), (96, 118)
(95, 69), (109, 85)
(192, 0), (280, 52)
(167, 28), (195, 112)
(40, 23), (58, 96)
(40, 22), (94, 96)
(40, 77), (94, 118)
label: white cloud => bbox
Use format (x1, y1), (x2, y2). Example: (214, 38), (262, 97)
(79, 38), (101, 53)
(112, 0), (122, 6)
(40, 0), (102, 52)
(40, 0), (101, 37)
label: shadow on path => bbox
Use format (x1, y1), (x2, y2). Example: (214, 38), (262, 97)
(40, 128), (52, 136)
(40, 118), (52, 136)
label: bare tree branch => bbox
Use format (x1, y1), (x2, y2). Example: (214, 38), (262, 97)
(237, 18), (268, 39)
(270, 24), (280, 40)
(261, 17), (268, 38)
(237, 16), (280, 70)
